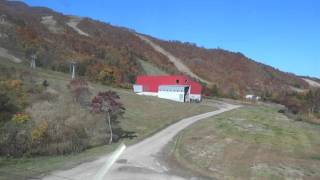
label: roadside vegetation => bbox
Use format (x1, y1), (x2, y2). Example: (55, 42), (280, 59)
(203, 81), (320, 125)
(169, 105), (320, 179)
(0, 60), (214, 179)
(271, 89), (320, 124)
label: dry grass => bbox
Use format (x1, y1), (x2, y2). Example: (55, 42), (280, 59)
(0, 63), (214, 179)
(138, 59), (168, 75)
(170, 105), (320, 180)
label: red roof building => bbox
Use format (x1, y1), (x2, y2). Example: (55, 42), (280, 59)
(133, 75), (202, 102)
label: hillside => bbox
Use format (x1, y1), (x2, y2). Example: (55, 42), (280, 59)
(300, 76), (320, 88)
(169, 105), (320, 179)
(0, 58), (214, 179)
(0, 0), (312, 97)
(147, 36), (309, 95)
(0, 1), (178, 85)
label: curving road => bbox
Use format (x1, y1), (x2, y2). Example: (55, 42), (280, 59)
(42, 101), (240, 180)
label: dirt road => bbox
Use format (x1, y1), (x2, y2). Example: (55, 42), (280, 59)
(42, 102), (240, 180)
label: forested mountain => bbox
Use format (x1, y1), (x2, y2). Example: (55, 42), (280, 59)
(0, 0), (313, 97)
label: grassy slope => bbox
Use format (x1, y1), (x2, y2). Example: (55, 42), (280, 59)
(0, 60), (214, 180)
(138, 59), (168, 75)
(170, 105), (320, 180)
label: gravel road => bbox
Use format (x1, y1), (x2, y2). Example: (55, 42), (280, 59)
(42, 101), (240, 180)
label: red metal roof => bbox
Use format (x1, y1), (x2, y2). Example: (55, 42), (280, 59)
(136, 75), (202, 94)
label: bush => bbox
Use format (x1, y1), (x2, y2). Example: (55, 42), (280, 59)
(31, 91), (58, 102)
(68, 78), (91, 106)
(42, 80), (49, 87)
(0, 92), (20, 123)
(30, 120), (90, 155)
(0, 118), (91, 156)
(0, 79), (27, 123)
(11, 112), (31, 123)
(31, 121), (48, 142)
(0, 121), (32, 157)
(211, 84), (220, 97)
(227, 87), (238, 99)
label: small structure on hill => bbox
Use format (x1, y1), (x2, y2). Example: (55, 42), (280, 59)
(245, 94), (261, 101)
(133, 75), (202, 102)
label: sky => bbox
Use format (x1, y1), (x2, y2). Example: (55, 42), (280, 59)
(22, 0), (320, 78)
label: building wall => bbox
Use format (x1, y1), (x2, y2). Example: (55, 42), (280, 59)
(190, 94), (202, 102)
(136, 92), (158, 96)
(136, 75), (202, 94)
(133, 85), (143, 93)
(158, 90), (185, 102)
(134, 75), (203, 102)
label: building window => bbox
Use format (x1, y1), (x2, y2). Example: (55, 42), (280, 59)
(176, 79), (179, 84)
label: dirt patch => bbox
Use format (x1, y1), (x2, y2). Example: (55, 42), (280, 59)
(0, 47), (22, 63)
(302, 78), (320, 88)
(66, 16), (89, 37)
(41, 16), (64, 34)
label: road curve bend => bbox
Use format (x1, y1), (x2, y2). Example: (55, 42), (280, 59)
(42, 102), (240, 180)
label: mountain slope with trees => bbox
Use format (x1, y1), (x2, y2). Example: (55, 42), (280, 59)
(0, 0), (315, 98)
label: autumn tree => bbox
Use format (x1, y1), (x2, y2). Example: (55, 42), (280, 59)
(305, 88), (320, 115)
(0, 91), (20, 122)
(69, 78), (91, 106)
(91, 91), (125, 144)
(228, 87), (238, 99)
(0, 80), (27, 122)
(211, 84), (220, 97)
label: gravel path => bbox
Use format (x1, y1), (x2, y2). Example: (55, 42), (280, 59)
(42, 101), (240, 180)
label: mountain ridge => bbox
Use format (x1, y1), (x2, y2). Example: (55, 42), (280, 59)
(0, 0), (315, 97)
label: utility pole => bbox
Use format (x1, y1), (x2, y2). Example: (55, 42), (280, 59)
(30, 54), (36, 69)
(70, 61), (77, 80)
(0, 15), (6, 24)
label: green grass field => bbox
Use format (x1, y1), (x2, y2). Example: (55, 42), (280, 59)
(170, 105), (320, 180)
(0, 60), (214, 180)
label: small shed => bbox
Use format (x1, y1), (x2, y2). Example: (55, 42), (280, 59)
(245, 94), (261, 101)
